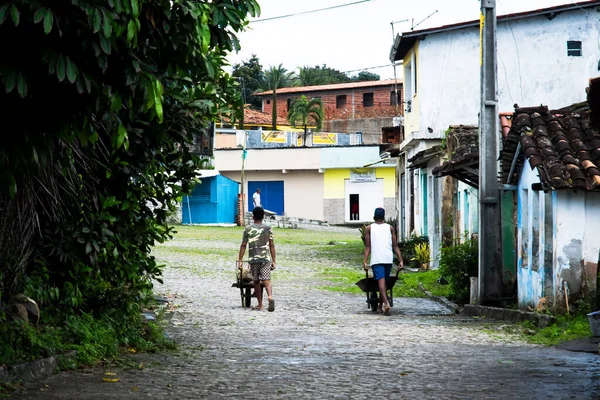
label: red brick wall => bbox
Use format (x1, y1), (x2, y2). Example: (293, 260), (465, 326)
(261, 84), (403, 124)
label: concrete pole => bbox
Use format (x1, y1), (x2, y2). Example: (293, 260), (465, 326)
(478, 0), (503, 306)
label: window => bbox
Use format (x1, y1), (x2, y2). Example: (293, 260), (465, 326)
(266, 99), (270, 105)
(336, 95), (347, 108)
(390, 90), (401, 106)
(287, 98), (292, 110)
(363, 92), (374, 107)
(567, 40), (582, 57)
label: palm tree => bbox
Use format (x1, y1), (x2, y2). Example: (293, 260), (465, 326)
(287, 95), (324, 147)
(262, 64), (295, 130)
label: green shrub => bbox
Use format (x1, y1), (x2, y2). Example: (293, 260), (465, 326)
(438, 238), (478, 304)
(398, 235), (429, 268)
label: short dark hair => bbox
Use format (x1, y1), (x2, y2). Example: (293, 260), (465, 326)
(252, 206), (264, 220)
(374, 207), (385, 221)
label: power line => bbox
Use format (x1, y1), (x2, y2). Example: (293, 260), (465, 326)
(251, 0), (376, 23)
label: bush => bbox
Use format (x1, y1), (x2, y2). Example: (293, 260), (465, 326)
(398, 235), (429, 268)
(438, 238), (478, 304)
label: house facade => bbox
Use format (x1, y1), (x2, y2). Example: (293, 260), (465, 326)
(213, 131), (396, 224)
(255, 80), (403, 144)
(502, 103), (600, 312)
(389, 1), (600, 275)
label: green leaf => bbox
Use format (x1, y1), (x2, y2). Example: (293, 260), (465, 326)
(116, 124), (127, 148)
(66, 56), (78, 84)
(33, 7), (46, 24)
(93, 8), (101, 33)
(126, 19), (135, 43)
(0, 4), (10, 25)
(43, 9), (54, 35)
(99, 35), (111, 55)
(4, 69), (16, 93)
(130, 0), (139, 17)
(153, 80), (163, 123)
(10, 5), (19, 26)
(83, 73), (92, 93)
(98, 54), (107, 73)
(85, 242), (92, 254)
(102, 10), (113, 38)
(56, 54), (66, 82)
(16, 72), (27, 98)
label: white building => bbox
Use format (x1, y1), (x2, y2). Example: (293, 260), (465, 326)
(389, 0), (600, 269)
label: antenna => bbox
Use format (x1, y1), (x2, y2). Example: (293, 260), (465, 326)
(390, 18), (409, 41)
(411, 9), (438, 31)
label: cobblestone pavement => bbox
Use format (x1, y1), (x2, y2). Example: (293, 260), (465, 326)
(11, 230), (600, 400)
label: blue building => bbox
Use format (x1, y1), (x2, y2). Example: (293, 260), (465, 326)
(182, 174), (239, 224)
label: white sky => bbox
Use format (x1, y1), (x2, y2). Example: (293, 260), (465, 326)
(227, 0), (577, 79)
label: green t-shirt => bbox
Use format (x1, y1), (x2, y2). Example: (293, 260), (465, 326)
(243, 223), (273, 263)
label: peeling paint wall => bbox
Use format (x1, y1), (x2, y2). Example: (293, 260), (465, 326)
(517, 167), (544, 309)
(554, 191), (600, 311)
(517, 167), (600, 311)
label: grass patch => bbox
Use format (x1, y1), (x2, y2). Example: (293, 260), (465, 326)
(316, 265), (366, 294)
(510, 313), (593, 346)
(395, 269), (451, 299)
(0, 309), (175, 370)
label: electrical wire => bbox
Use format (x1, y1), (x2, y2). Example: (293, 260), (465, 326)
(251, 0), (377, 23)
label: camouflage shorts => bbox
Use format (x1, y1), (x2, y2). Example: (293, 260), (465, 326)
(250, 262), (272, 281)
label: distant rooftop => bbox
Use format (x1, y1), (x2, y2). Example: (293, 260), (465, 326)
(255, 79), (401, 96)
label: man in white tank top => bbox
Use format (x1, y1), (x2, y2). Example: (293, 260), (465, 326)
(363, 207), (403, 315)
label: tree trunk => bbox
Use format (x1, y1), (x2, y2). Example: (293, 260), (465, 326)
(303, 125), (307, 147)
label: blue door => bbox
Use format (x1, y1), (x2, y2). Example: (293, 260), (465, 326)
(248, 181), (284, 215)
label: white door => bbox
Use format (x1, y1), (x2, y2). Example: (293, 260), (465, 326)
(344, 179), (385, 223)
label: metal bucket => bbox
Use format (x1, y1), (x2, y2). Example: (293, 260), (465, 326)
(587, 311), (600, 337)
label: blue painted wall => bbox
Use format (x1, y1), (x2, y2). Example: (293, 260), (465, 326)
(182, 175), (239, 224)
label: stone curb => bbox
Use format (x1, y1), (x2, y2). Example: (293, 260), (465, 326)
(0, 351), (77, 384)
(418, 283), (460, 314)
(462, 304), (557, 328)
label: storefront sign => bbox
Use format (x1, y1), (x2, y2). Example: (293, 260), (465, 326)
(350, 169), (376, 182)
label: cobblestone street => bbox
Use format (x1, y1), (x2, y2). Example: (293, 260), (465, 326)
(11, 227), (600, 399)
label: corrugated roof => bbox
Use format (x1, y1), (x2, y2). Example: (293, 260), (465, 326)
(255, 79), (400, 96)
(391, 0), (600, 61)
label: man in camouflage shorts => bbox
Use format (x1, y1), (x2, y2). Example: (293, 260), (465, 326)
(237, 207), (277, 311)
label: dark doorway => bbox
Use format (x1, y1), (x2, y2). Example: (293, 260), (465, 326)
(350, 194), (359, 221)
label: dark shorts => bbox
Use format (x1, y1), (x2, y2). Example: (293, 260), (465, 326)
(250, 262), (272, 281)
(372, 264), (392, 281)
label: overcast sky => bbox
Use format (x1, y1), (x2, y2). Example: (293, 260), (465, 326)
(227, 0), (578, 79)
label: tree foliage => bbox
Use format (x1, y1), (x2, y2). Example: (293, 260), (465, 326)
(297, 65), (350, 86)
(287, 95), (324, 146)
(231, 54), (263, 110)
(0, 0), (259, 325)
(351, 71), (380, 82)
(262, 64), (295, 130)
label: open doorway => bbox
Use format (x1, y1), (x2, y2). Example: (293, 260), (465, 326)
(350, 194), (359, 221)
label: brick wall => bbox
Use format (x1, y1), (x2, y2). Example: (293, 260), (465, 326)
(261, 84), (403, 124)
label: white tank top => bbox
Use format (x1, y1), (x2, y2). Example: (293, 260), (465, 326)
(369, 223), (393, 265)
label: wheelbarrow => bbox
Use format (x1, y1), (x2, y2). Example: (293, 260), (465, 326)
(355, 268), (400, 312)
(231, 261), (264, 308)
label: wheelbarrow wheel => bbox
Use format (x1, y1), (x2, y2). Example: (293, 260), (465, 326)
(244, 287), (252, 308)
(369, 292), (379, 313)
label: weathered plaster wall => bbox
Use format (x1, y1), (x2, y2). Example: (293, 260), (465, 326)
(517, 167), (600, 311)
(414, 9), (600, 137)
(554, 191), (600, 311)
(517, 167), (544, 309)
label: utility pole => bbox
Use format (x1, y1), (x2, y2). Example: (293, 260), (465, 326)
(479, 0), (503, 306)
